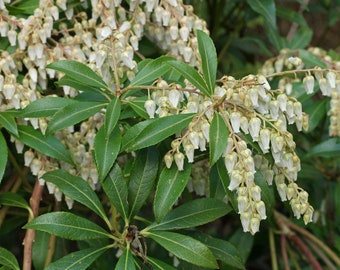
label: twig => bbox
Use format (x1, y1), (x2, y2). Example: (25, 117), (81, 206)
(269, 229), (279, 270)
(22, 180), (44, 270)
(281, 235), (290, 270)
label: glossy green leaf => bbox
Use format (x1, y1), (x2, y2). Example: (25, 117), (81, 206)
(145, 231), (218, 269)
(42, 170), (108, 223)
(0, 132), (7, 183)
(197, 30), (217, 95)
(154, 163), (192, 222)
(24, 212), (111, 240)
(127, 96), (149, 119)
(192, 232), (245, 269)
(128, 148), (159, 220)
(18, 97), (77, 118)
(0, 112), (18, 136)
(209, 112), (229, 166)
(167, 61), (210, 96)
(303, 138), (340, 159)
(46, 101), (106, 135)
(120, 119), (153, 152)
(45, 246), (110, 270)
(17, 125), (73, 164)
(216, 159), (238, 211)
(147, 198), (231, 231)
(229, 229), (254, 263)
(289, 26), (313, 49)
(94, 125), (121, 181)
(147, 256), (176, 270)
(128, 56), (173, 86)
(0, 192), (30, 211)
(101, 163), (129, 221)
(57, 75), (107, 96)
(299, 49), (327, 68)
(0, 247), (20, 270)
(104, 96), (121, 136)
(305, 99), (327, 132)
(124, 113), (195, 152)
(47, 60), (108, 89)
(32, 231), (50, 270)
(114, 249), (136, 270)
(247, 0), (277, 30)
(276, 6), (307, 26)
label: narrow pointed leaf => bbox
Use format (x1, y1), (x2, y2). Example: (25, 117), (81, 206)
(209, 112), (229, 166)
(145, 231), (218, 269)
(192, 232), (245, 269)
(247, 0), (277, 30)
(197, 30), (217, 95)
(299, 49), (327, 68)
(128, 148), (159, 220)
(0, 132), (7, 183)
(129, 56), (173, 86)
(42, 170), (108, 222)
(24, 212), (111, 240)
(167, 61), (210, 96)
(46, 101), (106, 135)
(0, 112), (18, 136)
(18, 97), (77, 118)
(94, 125), (121, 181)
(115, 249), (136, 270)
(124, 113), (195, 152)
(303, 138), (340, 159)
(147, 256), (176, 270)
(0, 247), (20, 270)
(104, 96), (121, 136)
(47, 60), (108, 89)
(147, 198), (231, 231)
(102, 163), (129, 221)
(45, 246), (109, 270)
(127, 96), (149, 119)
(0, 192), (30, 211)
(57, 75), (107, 96)
(154, 164), (192, 222)
(305, 99), (327, 132)
(17, 125), (73, 164)
(288, 26), (312, 49)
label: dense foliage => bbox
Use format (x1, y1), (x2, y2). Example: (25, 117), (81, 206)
(0, 0), (339, 269)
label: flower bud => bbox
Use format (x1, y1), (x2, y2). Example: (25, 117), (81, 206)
(237, 195), (249, 213)
(230, 111), (241, 133)
(240, 211), (251, 232)
(249, 117), (261, 141)
(174, 152), (185, 171)
(326, 71), (336, 88)
(250, 215), (261, 235)
(256, 201), (267, 220)
(144, 100), (156, 119)
(303, 75), (315, 94)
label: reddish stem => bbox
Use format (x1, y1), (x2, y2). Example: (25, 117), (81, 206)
(281, 235), (290, 270)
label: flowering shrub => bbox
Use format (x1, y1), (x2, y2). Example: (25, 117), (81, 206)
(0, 0), (339, 269)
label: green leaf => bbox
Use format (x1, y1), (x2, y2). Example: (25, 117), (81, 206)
(304, 99), (327, 132)
(303, 138), (340, 159)
(114, 249), (136, 270)
(104, 96), (121, 136)
(128, 56), (173, 86)
(17, 125), (73, 164)
(0, 112), (18, 136)
(120, 119), (153, 152)
(197, 30), (217, 95)
(146, 198), (231, 231)
(18, 97), (77, 118)
(255, 173), (275, 220)
(0, 247), (20, 270)
(46, 101), (106, 135)
(32, 231), (50, 270)
(94, 125), (121, 181)
(229, 229), (254, 263)
(147, 256), (176, 270)
(276, 6), (307, 26)
(0, 192), (30, 211)
(288, 26), (313, 49)
(265, 25), (286, 51)
(127, 96), (149, 119)
(154, 163), (192, 222)
(145, 231), (218, 269)
(128, 148), (159, 220)
(209, 112), (229, 166)
(0, 132), (7, 183)
(45, 246), (109, 270)
(102, 163), (129, 221)
(192, 232), (245, 269)
(247, 0), (277, 30)
(123, 113), (194, 152)
(299, 49), (327, 68)
(56, 75), (107, 96)
(167, 61), (211, 96)
(24, 212), (111, 240)
(42, 170), (108, 223)
(47, 60), (108, 89)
